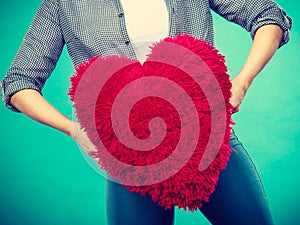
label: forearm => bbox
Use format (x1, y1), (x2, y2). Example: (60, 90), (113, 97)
(10, 89), (74, 137)
(236, 24), (284, 86)
(229, 24), (284, 112)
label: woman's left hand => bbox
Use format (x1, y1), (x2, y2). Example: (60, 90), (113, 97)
(229, 75), (251, 113)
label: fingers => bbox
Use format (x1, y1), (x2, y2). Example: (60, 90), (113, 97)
(229, 96), (240, 114)
(231, 105), (240, 114)
(72, 121), (100, 162)
(80, 138), (99, 160)
(88, 151), (100, 163)
(229, 75), (250, 114)
(80, 142), (100, 163)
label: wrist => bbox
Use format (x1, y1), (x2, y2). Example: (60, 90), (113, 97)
(233, 73), (253, 90)
(62, 117), (75, 138)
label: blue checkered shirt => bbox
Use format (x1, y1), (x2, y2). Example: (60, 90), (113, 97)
(1, 0), (292, 112)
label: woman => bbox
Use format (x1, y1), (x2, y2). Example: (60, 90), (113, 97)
(1, 0), (292, 224)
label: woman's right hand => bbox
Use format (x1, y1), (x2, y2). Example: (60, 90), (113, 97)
(9, 89), (99, 162)
(69, 120), (99, 163)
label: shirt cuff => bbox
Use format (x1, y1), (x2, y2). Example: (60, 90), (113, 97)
(250, 7), (292, 48)
(1, 79), (42, 113)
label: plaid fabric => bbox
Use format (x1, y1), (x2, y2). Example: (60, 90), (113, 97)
(1, 0), (292, 112)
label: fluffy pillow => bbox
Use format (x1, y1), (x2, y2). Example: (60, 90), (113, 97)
(69, 34), (233, 211)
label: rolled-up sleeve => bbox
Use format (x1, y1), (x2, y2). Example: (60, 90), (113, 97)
(1, 0), (64, 112)
(209, 0), (292, 47)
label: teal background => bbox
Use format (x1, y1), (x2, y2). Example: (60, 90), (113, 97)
(0, 1), (299, 224)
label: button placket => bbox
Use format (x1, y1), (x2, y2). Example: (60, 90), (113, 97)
(166, 0), (178, 37)
(113, 0), (137, 59)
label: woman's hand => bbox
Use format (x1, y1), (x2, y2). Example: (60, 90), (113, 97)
(229, 75), (251, 113)
(69, 121), (99, 162)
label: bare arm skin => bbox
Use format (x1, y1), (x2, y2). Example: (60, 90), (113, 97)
(10, 89), (98, 160)
(230, 24), (284, 113)
(11, 89), (73, 136)
(9, 24), (284, 156)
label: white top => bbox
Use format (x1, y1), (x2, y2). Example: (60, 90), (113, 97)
(120, 0), (169, 63)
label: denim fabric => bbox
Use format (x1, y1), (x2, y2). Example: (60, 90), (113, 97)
(106, 130), (274, 225)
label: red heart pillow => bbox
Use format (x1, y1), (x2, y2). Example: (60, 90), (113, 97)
(69, 34), (233, 211)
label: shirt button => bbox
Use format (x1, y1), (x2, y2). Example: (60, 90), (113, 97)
(125, 40), (130, 45)
(118, 12), (124, 17)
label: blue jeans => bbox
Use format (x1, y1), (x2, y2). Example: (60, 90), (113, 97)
(106, 131), (274, 225)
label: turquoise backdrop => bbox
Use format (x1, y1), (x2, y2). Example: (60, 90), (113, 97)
(0, 1), (299, 224)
